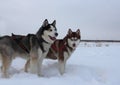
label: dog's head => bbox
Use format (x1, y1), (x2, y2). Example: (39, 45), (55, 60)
(67, 29), (81, 49)
(36, 19), (58, 44)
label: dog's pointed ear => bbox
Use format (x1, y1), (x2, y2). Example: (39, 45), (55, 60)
(52, 20), (56, 27)
(42, 19), (49, 27)
(76, 29), (80, 35)
(12, 33), (14, 36)
(68, 29), (72, 34)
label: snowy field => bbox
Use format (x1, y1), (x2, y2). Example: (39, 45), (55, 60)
(0, 42), (120, 85)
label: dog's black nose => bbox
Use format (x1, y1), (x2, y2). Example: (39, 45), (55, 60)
(55, 33), (58, 37)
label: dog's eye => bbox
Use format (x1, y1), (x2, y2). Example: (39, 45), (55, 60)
(49, 29), (52, 31)
(74, 37), (77, 41)
(71, 37), (78, 41)
(72, 37), (74, 40)
(74, 37), (77, 40)
(71, 38), (74, 41)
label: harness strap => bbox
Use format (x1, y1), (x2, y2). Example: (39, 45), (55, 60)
(11, 36), (30, 53)
(51, 44), (58, 51)
(18, 42), (30, 53)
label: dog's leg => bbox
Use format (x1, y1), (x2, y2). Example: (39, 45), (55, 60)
(37, 56), (44, 76)
(29, 55), (38, 74)
(29, 48), (44, 77)
(24, 59), (30, 72)
(58, 52), (69, 75)
(58, 54), (65, 75)
(29, 47), (39, 74)
(63, 53), (68, 74)
(37, 48), (44, 77)
(58, 59), (65, 75)
(1, 55), (11, 78)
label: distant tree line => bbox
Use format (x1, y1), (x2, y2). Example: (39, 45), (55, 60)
(81, 40), (120, 43)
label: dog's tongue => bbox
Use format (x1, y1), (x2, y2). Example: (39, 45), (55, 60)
(49, 36), (56, 41)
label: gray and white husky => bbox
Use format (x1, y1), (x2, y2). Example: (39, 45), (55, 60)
(0, 19), (58, 78)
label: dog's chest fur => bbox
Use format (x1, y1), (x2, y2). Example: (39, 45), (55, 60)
(37, 41), (51, 61)
(42, 42), (51, 53)
(48, 39), (74, 61)
(63, 45), (74, 61)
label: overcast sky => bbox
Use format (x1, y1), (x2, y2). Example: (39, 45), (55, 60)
(0, 0), (120, 40)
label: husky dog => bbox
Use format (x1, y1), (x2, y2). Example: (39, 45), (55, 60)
(0, 19), (58, 78)
(46, 29), (81, 75)
(25, 29), (81, 75)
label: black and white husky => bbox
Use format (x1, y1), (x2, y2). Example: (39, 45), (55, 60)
(0, 19), (58, 78)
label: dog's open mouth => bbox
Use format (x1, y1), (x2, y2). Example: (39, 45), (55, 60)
(49, 36), (56, 41)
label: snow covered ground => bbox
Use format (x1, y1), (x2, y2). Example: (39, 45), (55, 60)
(0, 42), (120, 85)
